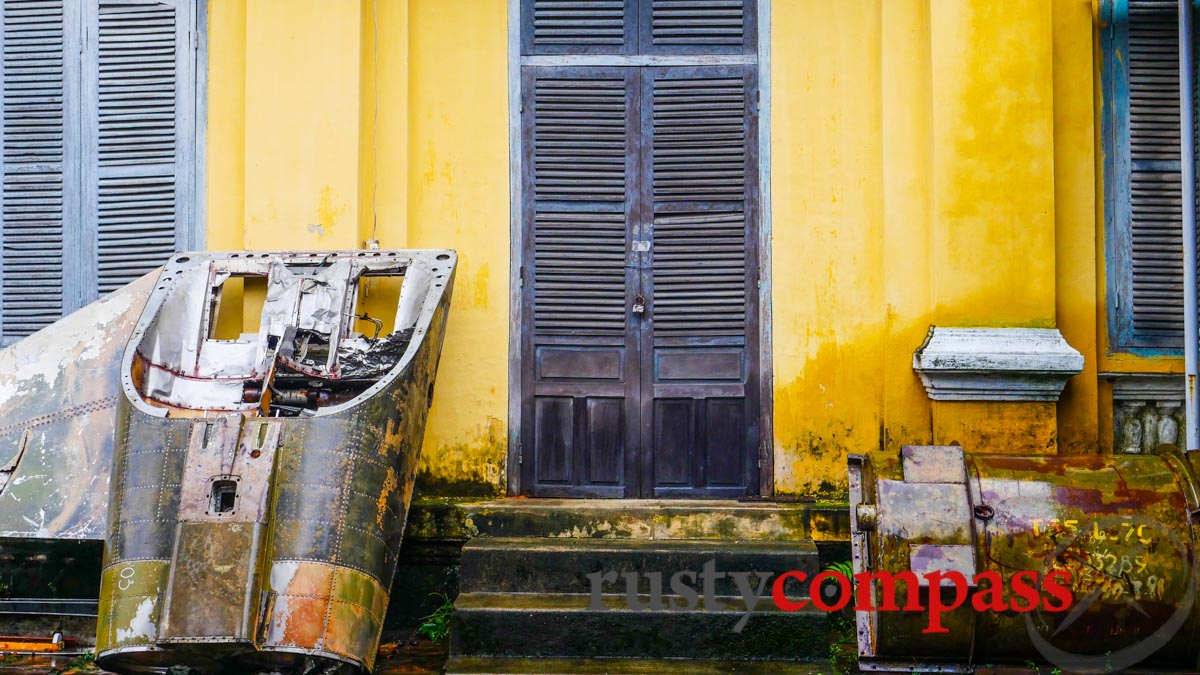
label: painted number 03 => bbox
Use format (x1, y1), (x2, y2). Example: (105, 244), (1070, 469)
(117, 565), (135, 591)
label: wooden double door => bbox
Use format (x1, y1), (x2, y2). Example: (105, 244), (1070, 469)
(518, 58), (761, 498)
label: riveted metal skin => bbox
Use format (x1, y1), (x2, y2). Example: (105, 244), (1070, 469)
(96, 250), (456, 674)
(0, 273), (154, 542)
(850, 445), (1200, 673)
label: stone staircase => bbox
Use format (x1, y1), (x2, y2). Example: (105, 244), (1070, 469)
(443, 500), (834, 674)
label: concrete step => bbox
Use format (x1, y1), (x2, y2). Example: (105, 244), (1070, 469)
(444, 656), (831, 674)
(449, 499), (842, 542)
(460, 537), (820, 597)
(449, 592), (829, 661)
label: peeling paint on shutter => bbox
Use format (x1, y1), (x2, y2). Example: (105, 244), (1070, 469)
(0, 0), (65, 339)
(88, 0), (190, 296)
(1127, 0), (1187, 340)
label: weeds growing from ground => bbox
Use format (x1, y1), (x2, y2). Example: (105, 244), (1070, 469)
(417, 592), (454, 643)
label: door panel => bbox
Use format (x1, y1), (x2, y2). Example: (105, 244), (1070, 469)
(534, 397), (574, 485)
(652, 398), (695, 486)
(522, 67), (639, 497)
(641, 65), (759, 497)
(584, 398), (625, 484)
(704, 398), (746, 487)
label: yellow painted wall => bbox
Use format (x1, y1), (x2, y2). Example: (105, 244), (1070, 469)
(206, 0), (509, 495)
(204, 0), (1157, 499)
(404, 0), (510, 493)
(770, 0), (1103, 497)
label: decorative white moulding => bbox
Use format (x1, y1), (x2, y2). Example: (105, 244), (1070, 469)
(913, 327), (1084, 402)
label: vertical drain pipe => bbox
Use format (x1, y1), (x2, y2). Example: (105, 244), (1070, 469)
(1180, 0), (1200, 451)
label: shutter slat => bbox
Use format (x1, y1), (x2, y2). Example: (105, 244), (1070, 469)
(651, 210), (746, 338)
(649, 68), (751, 340)
(531, 0), (625, 49)
(529, 71), (629, 338)
(97, 0), (175, 168)
(652, 75), (745, 202)
(651, 0), (748, 49)
(533, 209), (628, 337)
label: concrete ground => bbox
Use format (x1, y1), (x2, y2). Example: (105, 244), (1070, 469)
(0, 631), (450, 675)
(0, 652), (1075, 675)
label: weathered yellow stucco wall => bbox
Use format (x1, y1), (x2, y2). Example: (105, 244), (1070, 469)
(206, 0), (510, 495)
(205, 0), (1147, 500)
(770, 0), (1103, 497)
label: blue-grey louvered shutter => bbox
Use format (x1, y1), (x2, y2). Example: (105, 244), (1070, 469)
(84, 0), (197, 298)
(1126, 0), (1187, 345)
(0, 0), (72, 342)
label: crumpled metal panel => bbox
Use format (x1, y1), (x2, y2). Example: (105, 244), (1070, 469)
(0, 273), (154, 539)
(96, 250), (456, 674)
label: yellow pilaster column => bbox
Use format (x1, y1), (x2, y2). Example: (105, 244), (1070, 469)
(929, 0), (1056, 324)
(1051, 0), (1100, 455)
(927, 1), (1060, 453)
(881, 0), (934, 452)
(206, 0), (245, 251)
(243, 0), (366, 250)
(361, 0), (409, 250)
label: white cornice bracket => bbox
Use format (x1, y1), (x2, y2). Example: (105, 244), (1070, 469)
(912, 327), (1085, 402)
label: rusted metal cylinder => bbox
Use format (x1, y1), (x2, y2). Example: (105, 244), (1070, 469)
(849, 445), (1200, 673)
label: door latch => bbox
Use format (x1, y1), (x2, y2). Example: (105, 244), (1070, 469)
(632, 295), (646, 315)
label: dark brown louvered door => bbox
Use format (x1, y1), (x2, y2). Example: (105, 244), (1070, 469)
(640, 66), (758, 497)
(520, 0), (759, 498)
(521, 67), (640, 497)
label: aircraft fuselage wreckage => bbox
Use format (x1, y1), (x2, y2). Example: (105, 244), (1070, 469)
(0, 250), (457, 674)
